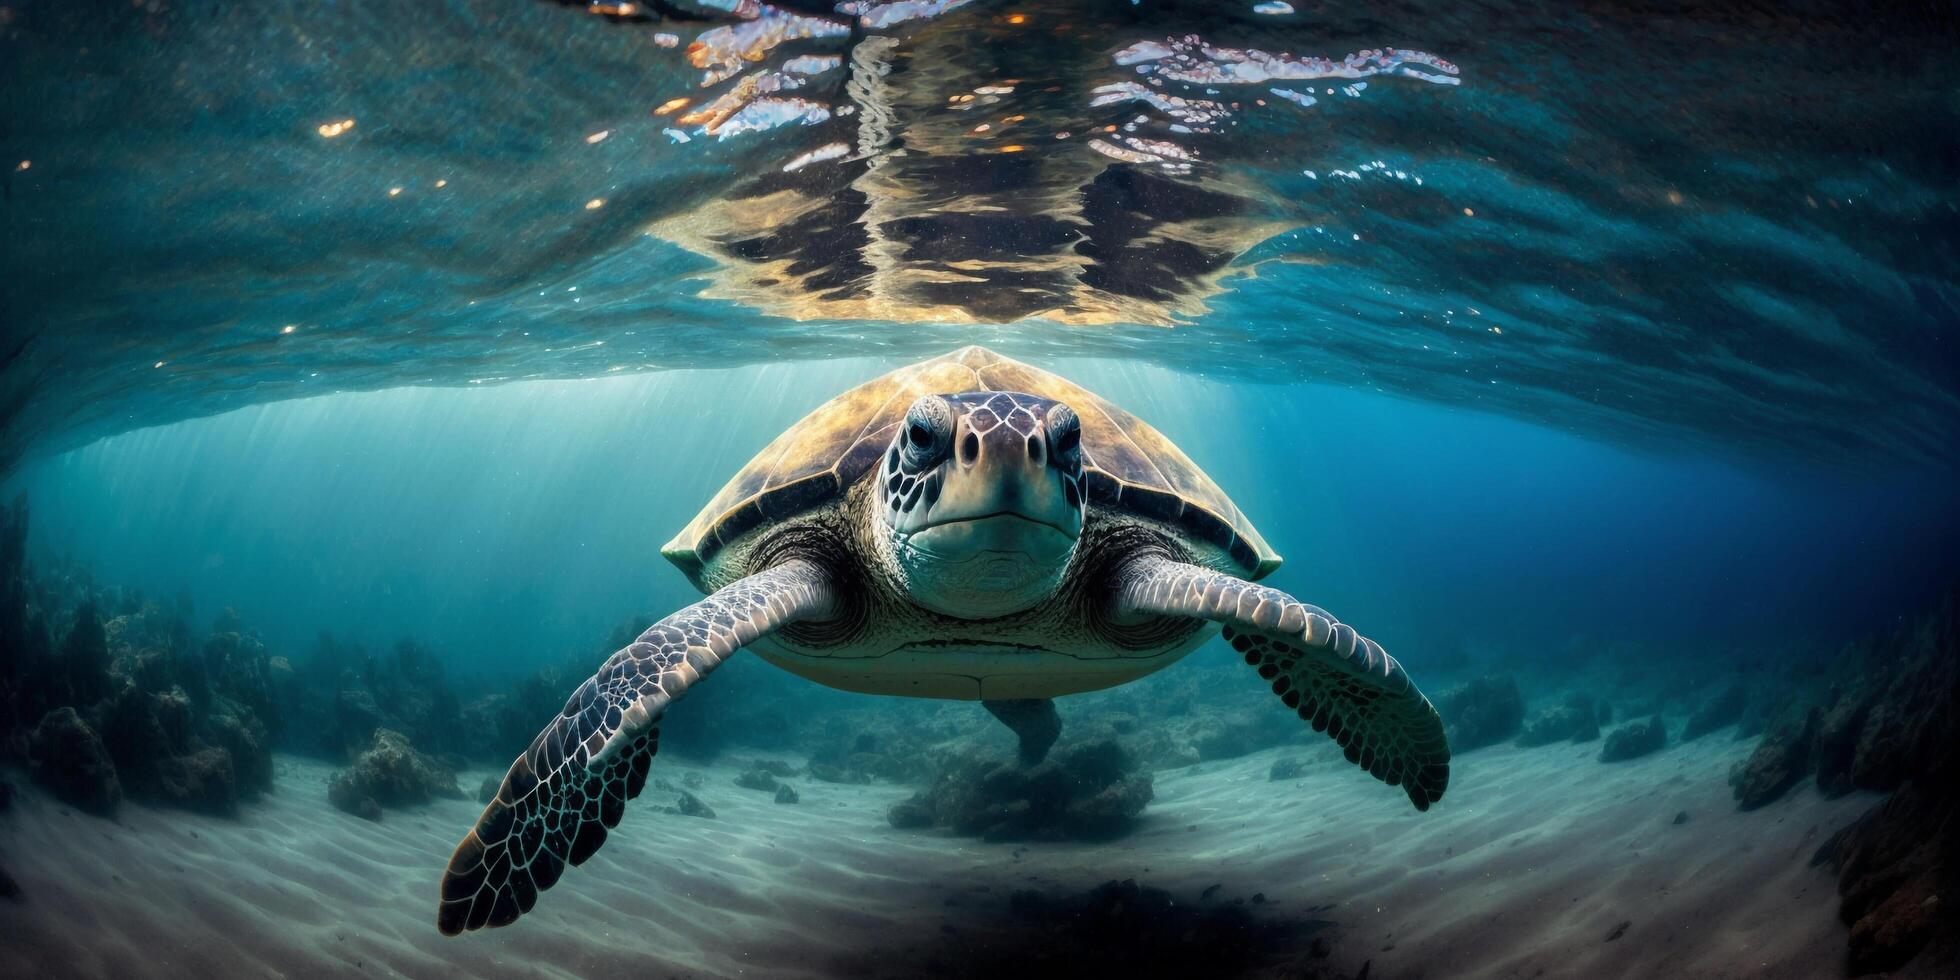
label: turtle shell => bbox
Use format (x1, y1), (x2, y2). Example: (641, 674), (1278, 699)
(661, 346), (1281, 587)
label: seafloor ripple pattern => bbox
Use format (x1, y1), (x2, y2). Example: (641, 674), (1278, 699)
(1115, 555), (1450, 810)
(438, 559), (836, 934)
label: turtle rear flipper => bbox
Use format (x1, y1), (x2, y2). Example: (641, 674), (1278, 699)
(982, 698), (1062, 765)
(1110, 556), (1451, 811)
(438, 560), (837, 935)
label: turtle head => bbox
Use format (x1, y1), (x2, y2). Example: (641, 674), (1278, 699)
(875, 391), (1086, 618)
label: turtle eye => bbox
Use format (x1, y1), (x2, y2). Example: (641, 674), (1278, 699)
(901, 397), (951, 466)
(1047, 405), (1082, 463)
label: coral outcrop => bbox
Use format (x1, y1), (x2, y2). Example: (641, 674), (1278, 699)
(278, 635), (467, 763)
(1598, 714), (1666, 762)
(734, 766), (781, 792)
(1516, 692), (1601, 747)
(887, 740), (1152, 841)
(1268, 756), (1308, 780)
(26, 707), (121, 816)
(1, 503), (282, 819)
(810, 728), (937, 784)
(1683, 684), (1746, 740)
(327, 728), (463, 820)
(1438, 674), (1524, 752)
(1729, 708), (1819, 810)
(671, 790), (717, 819)
(1815, 772), (1959, 974)
(1731, 590), (1960, 974)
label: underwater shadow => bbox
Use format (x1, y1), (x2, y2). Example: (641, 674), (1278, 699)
(833, 878), (1356, 980)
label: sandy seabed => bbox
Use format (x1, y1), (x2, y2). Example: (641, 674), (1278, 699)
(0, 733), (1913, 980)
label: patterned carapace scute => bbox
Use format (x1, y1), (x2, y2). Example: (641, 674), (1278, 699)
(661, 346), (1280, 587)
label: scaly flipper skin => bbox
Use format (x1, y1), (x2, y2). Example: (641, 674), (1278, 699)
(437, 560), (837, 935)
(1111, 556), (1450, 810)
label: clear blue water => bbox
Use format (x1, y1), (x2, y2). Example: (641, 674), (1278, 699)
(8, 363), (1956, 678)
(1, 1), (1957, 976)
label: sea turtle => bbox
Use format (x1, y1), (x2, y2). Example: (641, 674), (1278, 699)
(438, 346), (1450, 934)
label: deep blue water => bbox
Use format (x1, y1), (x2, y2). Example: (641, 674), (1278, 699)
(7, 360), (1954, 681)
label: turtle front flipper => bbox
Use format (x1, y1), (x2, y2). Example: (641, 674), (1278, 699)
(437, 560), (837, 935)
(1109, 556), (1450, 811)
